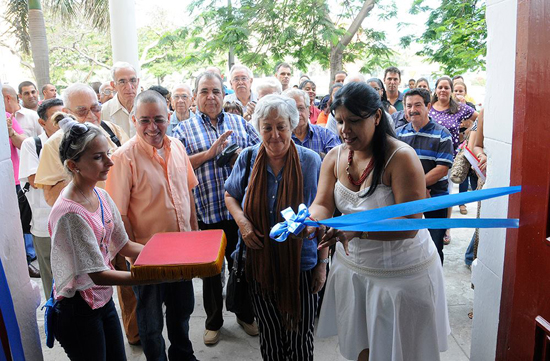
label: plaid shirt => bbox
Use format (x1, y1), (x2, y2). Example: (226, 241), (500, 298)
(173, 111), (260, 224)
(291, 124), (341, 156)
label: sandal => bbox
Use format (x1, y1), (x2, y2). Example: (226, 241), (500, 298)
(443, 233), (451, 245)
(468, 311), (473, 319)
(459, 205), (468, 215)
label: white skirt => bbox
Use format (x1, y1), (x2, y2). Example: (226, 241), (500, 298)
(317, 246), (450, 361)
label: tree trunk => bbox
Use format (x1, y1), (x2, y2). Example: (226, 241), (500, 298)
(28, 0), (50, 96)
(328, 0), (375, 85)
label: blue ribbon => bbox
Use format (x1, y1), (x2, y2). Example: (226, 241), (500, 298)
(0, 259), (26, 361)
(270, 204), (311, 242)
(269, 186), (521, 241)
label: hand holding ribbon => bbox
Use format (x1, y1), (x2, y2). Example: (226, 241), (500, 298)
(269, 186), (521, 242)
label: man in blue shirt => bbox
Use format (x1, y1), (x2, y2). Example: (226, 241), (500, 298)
(173, 71), (260, 346)
(396, 88), (454, 263)
(283, 89), (341, 158)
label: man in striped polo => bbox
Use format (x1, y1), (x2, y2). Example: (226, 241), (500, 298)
(396, 88), (454, 263)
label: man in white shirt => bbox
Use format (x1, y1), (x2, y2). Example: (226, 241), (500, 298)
(18, 98), (63, 298)
(2, 84), (43, 137)
(101, 62), (140, 137)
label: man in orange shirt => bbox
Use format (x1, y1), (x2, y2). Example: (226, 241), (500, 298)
(106, 90), (199, 360)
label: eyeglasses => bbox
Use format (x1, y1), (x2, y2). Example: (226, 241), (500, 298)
(116, 78), (138, 86)
(101, 89), (116, 96)
(297, 106), (308, 112)
(173, 94), (190, 101)
(137, 118), (168, 126)
(232, 76), (249, 83)
(69, 104), (102, 118)
(62, 123), (90, 159)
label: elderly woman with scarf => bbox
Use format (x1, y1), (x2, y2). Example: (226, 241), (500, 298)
(224, 94), (325, 360)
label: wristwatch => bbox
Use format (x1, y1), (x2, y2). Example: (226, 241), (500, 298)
(318, 258), (329, 264)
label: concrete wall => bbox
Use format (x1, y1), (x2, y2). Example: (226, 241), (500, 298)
(0, 85), (42, 359)
(469, 0), (517, 359)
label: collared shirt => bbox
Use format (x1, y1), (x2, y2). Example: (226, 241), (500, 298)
(223, 91), (258, 114)
(291, 124), (341, 156)
(19, 132), (51, 237)
(15, 106), (42, 137)
(34, 121), (128, 188)
(173, 111), (260, 224)
(167, 110), (195, 137)
(101, 94), (135, 137)
(396, 118), (453, 195)
(390, 91), (404, 111)
(224, 144), (322, 271)
(106, 135), (198, 245)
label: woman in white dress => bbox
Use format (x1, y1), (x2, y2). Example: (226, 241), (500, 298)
(310, 82), (450, 361)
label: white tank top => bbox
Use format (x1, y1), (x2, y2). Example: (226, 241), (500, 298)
(333, 145), (436, 270)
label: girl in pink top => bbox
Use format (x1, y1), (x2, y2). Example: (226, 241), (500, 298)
(48, 117), (146, 361)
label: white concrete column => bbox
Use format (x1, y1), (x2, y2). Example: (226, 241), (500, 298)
(469, 0), (518, 359)
(0, 84), (42, 359)
(108, 0), (141, 76)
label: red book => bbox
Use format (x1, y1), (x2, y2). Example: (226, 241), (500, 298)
(131, 230), (226, 281)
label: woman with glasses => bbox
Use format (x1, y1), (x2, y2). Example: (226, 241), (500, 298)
(367, 77), (397, 115)
(48, 117), (149, 360)
(312, 83), (449, 361)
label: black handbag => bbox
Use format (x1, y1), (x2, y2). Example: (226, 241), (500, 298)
(226, 149), (253, 314)
(17, 137), (42, 234)
(18, 183), (32, 234)
(216, 143), (240, 167)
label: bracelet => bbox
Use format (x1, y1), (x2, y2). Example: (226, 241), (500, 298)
(476, 152), (485, 159)
(318, 258), (329, 264)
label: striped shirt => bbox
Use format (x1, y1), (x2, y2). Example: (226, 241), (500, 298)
(291, 124), (341, 156)
(173, 111), (260, 224)
(396, 119), (454, 195)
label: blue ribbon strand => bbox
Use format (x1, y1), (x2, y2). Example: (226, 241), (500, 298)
(0, 258), (25, 361)
(269, 186), (521, 241)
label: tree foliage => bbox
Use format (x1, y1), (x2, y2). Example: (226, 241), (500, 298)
(401, 0), (487, 76)
(187, 0), (395, 77)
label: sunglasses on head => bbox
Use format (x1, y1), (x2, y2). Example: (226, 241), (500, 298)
(62, 123), (90, 160)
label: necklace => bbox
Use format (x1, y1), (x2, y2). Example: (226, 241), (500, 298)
(75, 184), (94, 208)
(346, 149), (375, 186)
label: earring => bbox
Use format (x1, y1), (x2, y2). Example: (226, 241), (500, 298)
(75, 169), (80, 173)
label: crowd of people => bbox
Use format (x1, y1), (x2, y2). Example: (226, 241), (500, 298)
(3, 60), (487, 361)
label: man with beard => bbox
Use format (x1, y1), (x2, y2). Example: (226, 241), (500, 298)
(18, 81), (39, 111)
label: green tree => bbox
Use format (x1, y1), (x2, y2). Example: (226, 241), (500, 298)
(3, 0), (109, 92)
(401, 0), (487, 75)
(188, 0), (395, 82)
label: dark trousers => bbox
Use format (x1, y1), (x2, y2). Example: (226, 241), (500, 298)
(251, 270), (318, 361)
(424, 207), (448, 264)
(133, 281), (196, 361)
(459, 171), (479, 197)
(54, 294), (126, 361)
(199, 219), (255, 330)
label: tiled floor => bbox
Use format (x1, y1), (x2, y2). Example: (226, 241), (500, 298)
(37, 194), (476, 360)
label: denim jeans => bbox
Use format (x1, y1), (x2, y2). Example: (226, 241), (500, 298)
(133, 281), (197, 361)
(54, 293), (126, 361)
(459, 172), (478, 197)
(465, 233), (475, 266)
